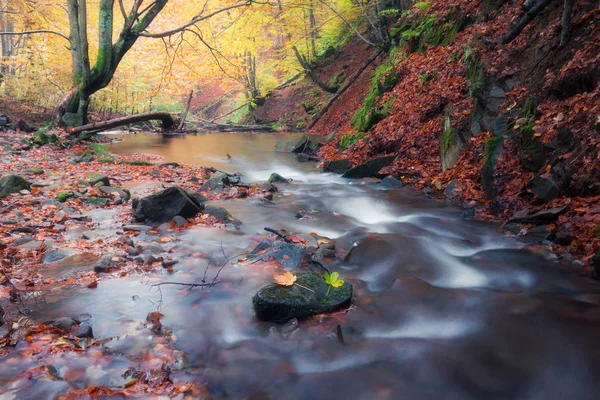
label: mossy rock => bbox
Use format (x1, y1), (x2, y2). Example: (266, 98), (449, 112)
(76, 144), (112, 163)
(481, 136), (504, 199)
(274, 134), (322, 154)
(55, 191), (75, 203)
(62, 112), (83, 129)
(253, 272), (353, 322)
(121, 160), (154, 166)
(268, 173), (289, 184)
(81, 197), (110, 207)
(28, 168), (44, 175)
(0, 175), (31, 198)
(31, 130), (50, 147)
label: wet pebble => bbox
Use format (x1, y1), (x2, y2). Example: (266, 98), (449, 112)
(173, 215), (187, 227)
(74, 323), (94, 338)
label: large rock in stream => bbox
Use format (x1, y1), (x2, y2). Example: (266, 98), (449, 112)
(341, 155), (396, 179)
(253, 272), (353, 322)
(274, 134), (322, 154)
(133, 186), (206, 223)
(0, 175), (31, 198)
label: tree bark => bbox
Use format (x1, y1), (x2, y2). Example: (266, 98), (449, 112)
(178, 89), (194, 130)
(308, 49), (384, 129)
(560, 0), (574, 47)
(66, 112), (176, 134)
(501, 0), (553, 44)
(293, 45), (337, 93)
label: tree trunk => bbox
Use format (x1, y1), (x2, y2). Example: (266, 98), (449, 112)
(293, 46), (337, 93)
(309, 1), (317, 59)
(178, 89), (194, 130)
(66, 112), (176, 134)
(0, 0), (15, 78)
(560, 0), (574, 47)
(59, 0), (170, 125)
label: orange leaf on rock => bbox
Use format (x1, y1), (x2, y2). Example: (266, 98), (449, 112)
(273, 271), (297, 286)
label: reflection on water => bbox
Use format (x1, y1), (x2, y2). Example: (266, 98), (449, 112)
(2, 132), (600, 400)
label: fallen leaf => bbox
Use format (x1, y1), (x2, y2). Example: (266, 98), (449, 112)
(274, 271), (297, 286)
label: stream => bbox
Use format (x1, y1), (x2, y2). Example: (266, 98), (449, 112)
(2, 132), (600, 399)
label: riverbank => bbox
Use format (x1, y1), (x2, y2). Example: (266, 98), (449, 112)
(281, 0), (600, 270)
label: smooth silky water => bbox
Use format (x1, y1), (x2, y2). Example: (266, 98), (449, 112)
(2, 132), (600, 399)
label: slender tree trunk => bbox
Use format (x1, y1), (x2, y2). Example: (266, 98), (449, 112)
(293, 46), (337, 93)
(0, 0), (14, 78)
(560, 0), (574, 47)
(309, 1), (317, 59)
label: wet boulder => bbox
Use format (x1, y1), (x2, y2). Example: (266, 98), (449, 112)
(268, 173), (289, 184)
(253, 272), (353, 322)
(380, 176), (404, 189)
(341, 155), (396, 179)
(133, 186), (205, 223)
(201, 171), (230, 191)
(508, 206), (567, 224)
(323, 159), (350, 174)
(530, 174), (560, 202)
(264, 242), (310, 268)
(204, 205), (241, 225)
(274, 134), (322, 154)
(0, 175), (31, 198)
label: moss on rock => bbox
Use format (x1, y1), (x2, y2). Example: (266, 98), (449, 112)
(253, 272), (353, 322)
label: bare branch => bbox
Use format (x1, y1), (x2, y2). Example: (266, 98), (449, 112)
(0, 30), (70, 42)
(139, 1), (254, 38)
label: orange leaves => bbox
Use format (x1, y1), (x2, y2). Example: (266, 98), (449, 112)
(273, 271), (297, 286)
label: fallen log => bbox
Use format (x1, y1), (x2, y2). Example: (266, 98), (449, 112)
(66, 112), (176, 134)
(502, 0), (553, 44)
(189, 119), (275, 132)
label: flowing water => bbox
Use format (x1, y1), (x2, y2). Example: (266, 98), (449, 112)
(2, 132), (600, 399)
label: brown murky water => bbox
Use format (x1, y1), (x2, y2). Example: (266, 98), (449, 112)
(1, 132), (599, 399)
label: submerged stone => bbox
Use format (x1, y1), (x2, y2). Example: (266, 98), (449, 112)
(204, 205), (241, 225)
(253, 272), (353, 322)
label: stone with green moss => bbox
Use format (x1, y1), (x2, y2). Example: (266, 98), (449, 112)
(121, 160), (154, 166)
(0, 175), (31, 198)
(31, 130), (50, 147)
(481, 136), (504, 199)
(268, 173), (289, 184)
(253, 272), (353, 322)
(62, 112), (83, 129)
(82, 197), (110, 207)
(28, 168), (44, 175)
(55, 191), (75, 203)
(76, 144), (112, 163)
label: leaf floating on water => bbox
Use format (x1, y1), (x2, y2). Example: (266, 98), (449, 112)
(273, 271), (297, 286)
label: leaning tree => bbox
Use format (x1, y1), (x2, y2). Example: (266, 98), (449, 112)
(1, 0), (255, 127)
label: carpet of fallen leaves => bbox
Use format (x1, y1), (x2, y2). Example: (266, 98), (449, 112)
(0, 129), (281, 397)
(0, 129), (268, 311)
(315, 0), (600, 266)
